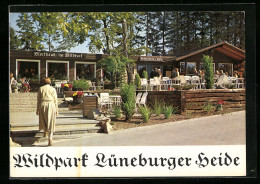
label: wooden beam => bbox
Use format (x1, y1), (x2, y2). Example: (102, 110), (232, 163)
(215, 48), (243, 61)
(222, 45), (245, 58)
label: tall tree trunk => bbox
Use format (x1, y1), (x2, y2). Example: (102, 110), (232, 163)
(146, 12), (149, 56)
(122, 18), (128, 58)
(162, 12), (166, 56)
(122, 18), (133, 84)
(102, 19), (110, 55)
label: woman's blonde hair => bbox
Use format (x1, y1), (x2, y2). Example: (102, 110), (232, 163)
(43, 77), (51, 84)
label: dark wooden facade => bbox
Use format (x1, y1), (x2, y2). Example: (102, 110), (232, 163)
(9, 42), (245, 81)
(167, 42), (245, 77)
(10, 50), (106, 81)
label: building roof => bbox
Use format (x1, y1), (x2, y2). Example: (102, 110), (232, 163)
(167, 42), (245, 62)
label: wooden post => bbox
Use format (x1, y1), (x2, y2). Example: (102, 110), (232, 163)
(180, 90), (187, 114)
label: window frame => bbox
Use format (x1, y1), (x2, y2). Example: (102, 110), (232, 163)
(16, 59), (41, 81)
(74, 61), (97, 80)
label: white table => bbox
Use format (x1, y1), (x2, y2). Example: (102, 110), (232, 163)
(109, 95), (122, 106)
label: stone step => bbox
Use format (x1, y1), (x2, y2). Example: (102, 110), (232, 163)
(10, 127), (101, 138)
(10, 119), (100, 131)
(11, 134), (91, 145)
(9, 107), (69, 112)
(10, 117), (98, 127)
(11, 123), (100, 132)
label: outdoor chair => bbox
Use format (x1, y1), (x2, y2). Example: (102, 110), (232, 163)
(200, 78), (206, 89)
(99, 93), (113, 109)
(139, 92), (148, 107)
(184, 76), (192, 84)
(135, 92), (143, 106)
(140, 78), (148, 91)
(162, 77), (170, 90)
(236, 78), (244, 88)
(149, 79), (156, 91)
(172, 77), (181, 85)
(54, 82), (62, 95)
(191, 76), (200, 89)
(154, 77), (161, 91)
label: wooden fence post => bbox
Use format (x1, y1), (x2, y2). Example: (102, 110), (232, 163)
(180, 90), (186, 114)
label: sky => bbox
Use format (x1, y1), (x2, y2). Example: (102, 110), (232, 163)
(9, 13), (92, 53)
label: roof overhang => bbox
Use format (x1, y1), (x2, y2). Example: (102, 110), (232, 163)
(168, 42), (245, 62)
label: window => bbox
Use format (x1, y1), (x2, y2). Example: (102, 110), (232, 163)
(75, 62), (96, 80)
(218, 63), (233, 77)
(46, 60), (69, 80)
(180, 62), (185, 74)
(186, 62), (196, 75)
(137, 65), (147, 78)
(16, 59), (40, 81)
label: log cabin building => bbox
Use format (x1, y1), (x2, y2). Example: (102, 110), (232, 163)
(9, 42), (245, 83)
(166, 42), (245, 78)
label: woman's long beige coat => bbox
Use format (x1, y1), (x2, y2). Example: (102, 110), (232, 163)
(37, 84), (58, 133)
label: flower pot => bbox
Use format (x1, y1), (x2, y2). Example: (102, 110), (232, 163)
(77, 97), (83, 103)
(73, 96), (78, 103)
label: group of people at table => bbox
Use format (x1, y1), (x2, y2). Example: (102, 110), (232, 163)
(140, 67), (241, 90)
(9, 73), (30, 93)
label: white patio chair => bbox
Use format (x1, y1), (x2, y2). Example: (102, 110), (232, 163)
(140, 78), (148, 91)
(139, 92), (148, 107)
(55, 82), (62, 94)
(172, 77), (181, 85)
(149, 79), (156, 91)
(162, 77), (170, 90)
(99, 93), (113, 109)
(236, 78), (244, 88)
(135, 92), (143, 106)
(184, 76), (192, 84)
(154, 77), (161, 91)
(191, 76), (200, 89)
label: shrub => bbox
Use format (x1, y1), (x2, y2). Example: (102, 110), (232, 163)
(120, 83), (136, 121)
(113, 106), (122, 119)
(134, 73), (141, 89)
(203, 101), (215, 113)
(153, 99), (163, 116)
(163, 105), (178, 119)
(138, 106), (151, 123)
(142, 70), (148, 79)
(202, 55), (214, 89)
(73, 79), (90, 91)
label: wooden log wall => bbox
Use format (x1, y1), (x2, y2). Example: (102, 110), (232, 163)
(183, 89), (245, 112)
(144, 91), (182, 113)
(142, 89), (245, 114)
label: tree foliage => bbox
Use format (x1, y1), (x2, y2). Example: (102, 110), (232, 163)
(202, 55), (214, 89)
(12, 11), (245, 55)
(99, 56), (127, 88)
(120, 83), (136, 121)
(9, 26), (21, 50)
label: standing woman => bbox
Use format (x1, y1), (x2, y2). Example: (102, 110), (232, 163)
(36, 77), (58, 146)
(10, 73), (15, 93)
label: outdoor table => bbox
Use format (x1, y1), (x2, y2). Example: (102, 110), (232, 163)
(109, 95), (122, 106)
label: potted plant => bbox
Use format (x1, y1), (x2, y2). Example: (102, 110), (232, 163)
(72, 91), (84, 103)
(62, 83), (73, 91)
(73, 79), (90, 91)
